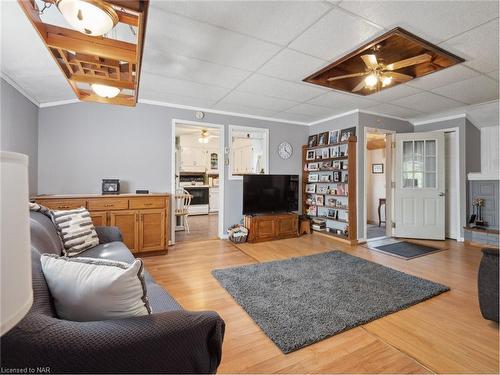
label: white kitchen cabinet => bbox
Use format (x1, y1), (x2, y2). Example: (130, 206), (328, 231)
(209, 188), (219, 213)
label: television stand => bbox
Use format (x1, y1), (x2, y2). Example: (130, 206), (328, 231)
(244, 212), (298, 243)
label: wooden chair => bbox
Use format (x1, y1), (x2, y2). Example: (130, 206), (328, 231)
(174, 188), (192, 233)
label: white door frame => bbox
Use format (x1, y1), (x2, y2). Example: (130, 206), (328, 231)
(171, 119), (225, 245)
(432, 126), (462, 241)
(363, 127), (396, 241)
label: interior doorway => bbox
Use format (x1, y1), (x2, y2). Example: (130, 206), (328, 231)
(171, 120), (225, 244)
(363, 127), (396, 242)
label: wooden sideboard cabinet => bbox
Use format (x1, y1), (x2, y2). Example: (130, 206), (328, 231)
(244, 213), (298, 243)
(34, 194), (170, 254)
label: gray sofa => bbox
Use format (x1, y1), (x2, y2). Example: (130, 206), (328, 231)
(1, 211), (225, 373)
(478, 247), (499, 323)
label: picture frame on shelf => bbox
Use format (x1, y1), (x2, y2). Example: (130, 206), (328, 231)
(318, 132), (329, 146)
(320, 161), (332, 170)
(306, 149), (316, 160)
(372, 163), (384, 174)
(315, 195), (324, 206)
(317, 185), (328, 194)
(340, 127), (356, 142)
(329, 130), (339, 145)
(308, 162), (319, 171)
(308, 134), (318, 148)
(330, 146), (340, 157)
(307, 205), (317, 216)
(333, 171), (341, 182)
(308, 173), (319, 182)
(321, 148), (330, 159)
(326, 196), (337, 207)
(319, 174), (331, 182)
(305, 184), (316, 194)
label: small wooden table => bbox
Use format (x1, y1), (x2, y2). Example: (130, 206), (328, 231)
(299, 218), (311, 235)
(378, 198), (386, 227)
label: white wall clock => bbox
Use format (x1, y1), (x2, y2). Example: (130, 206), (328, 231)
(278, 142), (293, 159)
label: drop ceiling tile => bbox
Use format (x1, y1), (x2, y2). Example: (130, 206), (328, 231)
(369, 84), (422, 103)
(440, 19), (499, 73)
(466, 101), (500, 128)
(289, 7), (383, 60)
(237, 74), (327, 102)
(392, 92), (465, 113)
(487, 70), (499, 81)
(140, 73), (230, 102)
(145, 8), (281, 71)
(307, 90), (377, 110)
(365, 103), (426, 119)
(273, 112), (319, 123)
(407, 64), (480, 90)
(285, 103), (336, 117)
(258, 48), (328, 81)
(139, 89), (217, 108)
(153, 1), (333, 46)
(218, 90), (298, 112)
(339, 1), (498, 43)
(142, 48), (251, 89)
(211, 102), (279, 118)
(431, 75), (499, 105)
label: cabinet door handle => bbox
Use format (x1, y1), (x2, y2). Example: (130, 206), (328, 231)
(104, 203), (114, 207)
(144, 203), (153, 206)
(59, 205), (69, 209)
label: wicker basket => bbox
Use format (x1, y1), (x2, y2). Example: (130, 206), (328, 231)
(228, 225), (248, 243)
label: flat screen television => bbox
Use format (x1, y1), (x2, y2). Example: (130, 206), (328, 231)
(243, 174), (299, 215)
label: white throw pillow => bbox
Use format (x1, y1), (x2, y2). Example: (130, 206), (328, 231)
(51, 207), (99, 256)
(40, 254), (152, 321)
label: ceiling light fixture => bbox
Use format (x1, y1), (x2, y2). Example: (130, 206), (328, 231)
(364, 74), (378, 88)
(381, 76), (392, 87)
(198, 130), (210, 144)
(56, 0), (119, 36)
(91, 83), (120, 98)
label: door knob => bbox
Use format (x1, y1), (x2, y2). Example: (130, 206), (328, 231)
(439, 192), (445, 196)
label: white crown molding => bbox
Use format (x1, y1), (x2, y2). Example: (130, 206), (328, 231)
(39, 99), (80, 108)
(358, 109), (408, 122)
(1, 72), (39, 107)
(308, 109), (359, 126)
(411, 113), (466, 126)
(138, 99), (309, 126)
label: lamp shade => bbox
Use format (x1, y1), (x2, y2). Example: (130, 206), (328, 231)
(1, 152), (33, 336)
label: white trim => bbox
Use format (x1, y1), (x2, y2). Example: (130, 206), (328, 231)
(139, 99), (308, 126)
(467, 172), (500, 181)
(39, 99), (80, 108)
(227, 125), (270, 180)
(308, 109), (359, 126)
(412, 113), (466, 126)
(1, 73), (39, 107)
(171, 119), (226, 243)
(359, 109), (408, 122)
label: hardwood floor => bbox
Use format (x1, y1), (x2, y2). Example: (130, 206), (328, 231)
(142, 234), (499, 374)
(175, 213), (218, 242)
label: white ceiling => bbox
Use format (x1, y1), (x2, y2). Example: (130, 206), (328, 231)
(1, 0), (498, 127)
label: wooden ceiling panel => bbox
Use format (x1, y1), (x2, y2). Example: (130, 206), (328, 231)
(304, 27), (464, 96)
(18, 0), (148, 107)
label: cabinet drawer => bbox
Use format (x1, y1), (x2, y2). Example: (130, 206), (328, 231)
(129, 197), (165, 209)
(37, 199), (87, 210)
(87, 198), (129, 211)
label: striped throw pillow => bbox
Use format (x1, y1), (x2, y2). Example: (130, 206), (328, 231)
(51, 208), (99, 256)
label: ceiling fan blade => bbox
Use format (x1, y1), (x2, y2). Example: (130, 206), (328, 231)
(352, 78), (366, 92)
(386, 53), (432, 71)
(327, 72), (368, 81)
(387, 72), (414, 82)
(361, 54), (379, 70)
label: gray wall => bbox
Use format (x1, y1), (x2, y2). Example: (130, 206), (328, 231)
(0, 79), (39, 195)
(309, 111), (413, 240)
(469, 180), (499, 230)
(415, 117), (481, 239)
(38, 101), (308, 232)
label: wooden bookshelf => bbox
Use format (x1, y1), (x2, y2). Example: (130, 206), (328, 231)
(302, 135), (357, 245)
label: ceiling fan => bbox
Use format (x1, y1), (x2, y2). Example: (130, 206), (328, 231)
(327, 53), (432, 92)
(198, 129), (217, 144)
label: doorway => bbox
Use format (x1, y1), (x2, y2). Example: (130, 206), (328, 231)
(364, 128), (395, 242)
(171, 120), (225, 244)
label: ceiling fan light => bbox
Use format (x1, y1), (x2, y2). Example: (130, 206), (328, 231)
(56, 0), (118, 36)
(198, 137), (209, 144)
(382, 76), (392, 87)
(364, 74), (378, 88)
(91, 83), (120, 98)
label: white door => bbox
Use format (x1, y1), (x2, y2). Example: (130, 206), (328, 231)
(394, 131), (445, 240)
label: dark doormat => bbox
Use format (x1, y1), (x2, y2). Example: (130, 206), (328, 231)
(212, 251), (449, 353)
(372, 241), (444, 259)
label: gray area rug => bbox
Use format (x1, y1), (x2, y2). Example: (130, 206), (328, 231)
(212, 251), (449, 353)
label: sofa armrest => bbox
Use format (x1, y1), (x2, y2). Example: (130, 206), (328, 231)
(482, 247), (499, 257)
(95, 226), (122, 243)
(2, 310), (225, 374)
